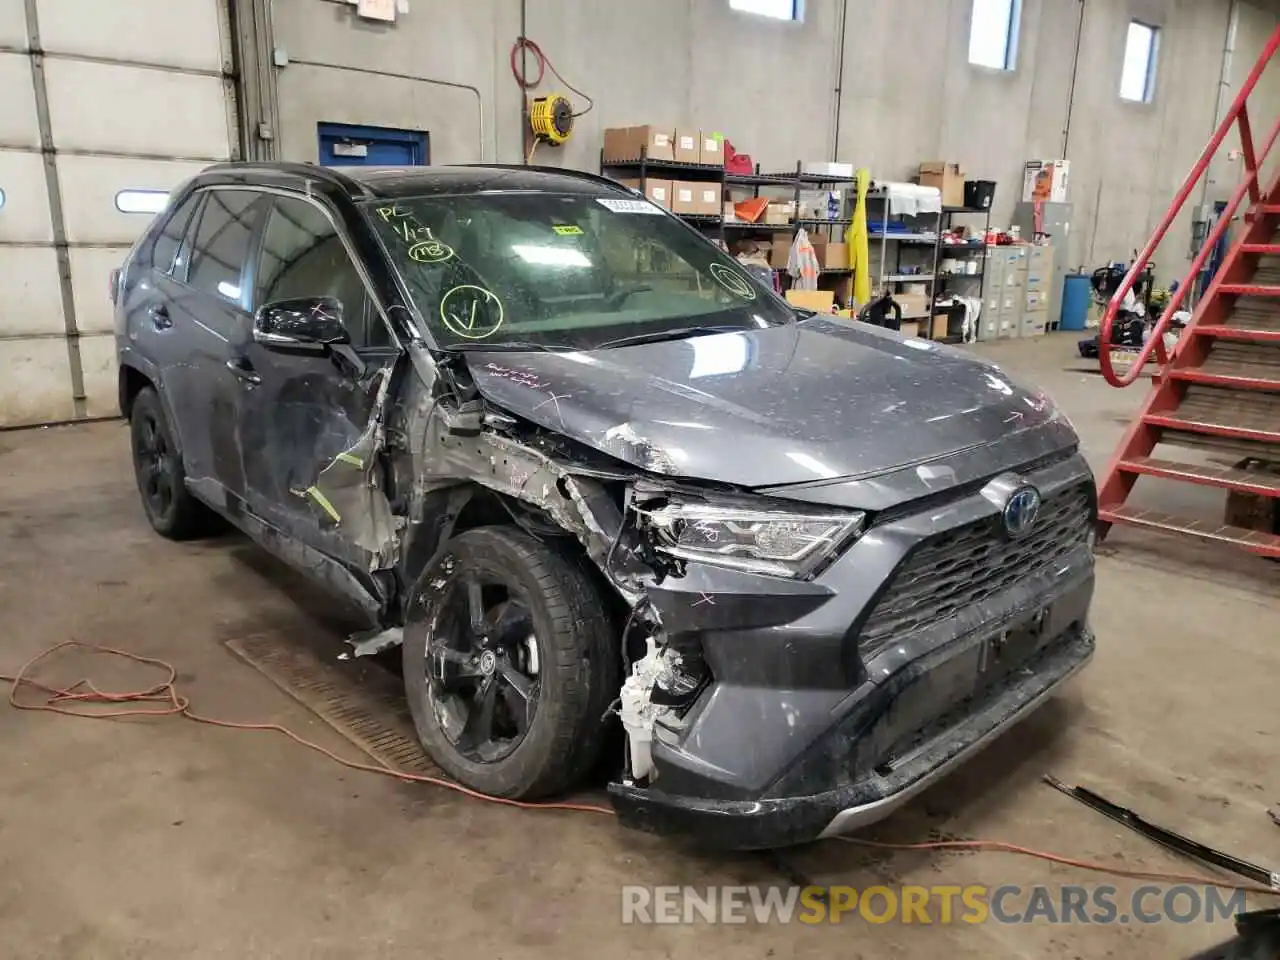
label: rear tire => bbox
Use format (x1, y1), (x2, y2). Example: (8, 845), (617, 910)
(403, 526), (618, 799)
(129, 387), (221, 540)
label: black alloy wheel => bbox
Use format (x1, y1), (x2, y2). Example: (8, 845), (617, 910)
(427, 573), (542, 763)
(134, 408), (175, 522)
(128, 386), (222, 540)
(402, 526), (618, 799)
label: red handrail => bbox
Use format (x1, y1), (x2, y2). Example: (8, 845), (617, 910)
(1099, 26), (1280, 387)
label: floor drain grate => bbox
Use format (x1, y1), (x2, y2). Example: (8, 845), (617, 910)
(225, 633), (444, 778)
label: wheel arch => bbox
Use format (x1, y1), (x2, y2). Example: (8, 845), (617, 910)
(397, 483), (627, 630)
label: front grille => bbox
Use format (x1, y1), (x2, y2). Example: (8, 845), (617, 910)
(857, 482), (1093, 654)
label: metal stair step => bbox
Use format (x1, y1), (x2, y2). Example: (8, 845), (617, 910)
(1170, 341), (1280, 389)
(1179, 383), (1280, 427)
(1116, 456), (1280, 496)
(1241, 243), (1280, 255)
(1197, 325), (1280, 343)
(1222, 295), (1280, 333)
(1220, 283), (1280, 297)
(1157, 428), (1280, 462)
(1146, 413), (1280, 444)
(1100, 505), (1280, 557)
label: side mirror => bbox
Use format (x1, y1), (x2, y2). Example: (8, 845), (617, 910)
(253, 297), (350, 353)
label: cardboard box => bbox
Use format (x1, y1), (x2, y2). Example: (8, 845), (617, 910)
(700, 131), (724, 166)
(696, 183), (721, 216)
(764, 202), (795, 225)
(809, 237), (849, 270)
(617, 178), (673, 210)
(603, 125), (674, 163)
(931, 313), (951, 339)
(674, 128), (700, 164)
(1225, 461), (1280, 534)
(919, 161), (965, 208)
(671, 181), (699, 215)
(1022, 160), (1069, 203)
(895, 292), (931, 318)
(899, 319), (921, 339)
(769, 240), (791, 269)
(786, 289), (836, 312)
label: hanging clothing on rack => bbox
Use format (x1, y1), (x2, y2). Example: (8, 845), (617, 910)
(846, 167), (872, 308)
(787, 228), (821, 290)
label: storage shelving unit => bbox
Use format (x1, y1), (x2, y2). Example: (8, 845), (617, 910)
(599, 150), (856, 274)
(930, 200), (995, 343)
(598, 148), (729, 241)
(863, 185), (943, 329)
(936, 202), (994, 303)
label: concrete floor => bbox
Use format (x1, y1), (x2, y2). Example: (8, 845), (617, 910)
(1, 333), (1277, 958)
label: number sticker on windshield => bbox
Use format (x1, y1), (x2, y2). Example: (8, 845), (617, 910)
(709, 263), (757, 301)
(553, 224), (584, 235)
(440, 285), (504, 340)
(596, 198), (663, 215)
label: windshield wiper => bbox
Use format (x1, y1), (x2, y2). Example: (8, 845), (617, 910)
(596, 324), (752, 350)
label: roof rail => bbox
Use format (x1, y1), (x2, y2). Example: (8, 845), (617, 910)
(463, 163), (629, 193)
(201, 161), (376, 199)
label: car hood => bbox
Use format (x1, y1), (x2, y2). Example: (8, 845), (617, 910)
(464, 317), (1068, 488)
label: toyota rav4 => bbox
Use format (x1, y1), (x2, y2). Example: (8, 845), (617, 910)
(113, 162), (1095, 849)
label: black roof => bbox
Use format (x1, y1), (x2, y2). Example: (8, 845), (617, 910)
(199, 162), (629, 201)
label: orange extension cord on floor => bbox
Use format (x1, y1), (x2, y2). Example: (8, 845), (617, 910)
(4, 640), (1278, 897)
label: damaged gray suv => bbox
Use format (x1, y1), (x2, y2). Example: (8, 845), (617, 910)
(113, 162), (1096, 849)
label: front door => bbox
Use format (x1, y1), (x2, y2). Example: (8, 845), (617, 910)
(228, 192), (401, 573)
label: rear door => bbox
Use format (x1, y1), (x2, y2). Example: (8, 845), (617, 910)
(230, 192), (400, 571)
(118, 189), (203, 443)
(165, 187), (269, 508)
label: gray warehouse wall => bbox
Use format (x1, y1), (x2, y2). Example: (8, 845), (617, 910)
(270, 0), (1279, 283)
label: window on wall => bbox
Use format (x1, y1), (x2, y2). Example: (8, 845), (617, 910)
(729, 0), (801, 21)
(968, 0), (1021, 70)
(1120, 21), (1159, 103)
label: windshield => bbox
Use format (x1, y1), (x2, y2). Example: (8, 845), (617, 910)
(364, 191), (793, 350)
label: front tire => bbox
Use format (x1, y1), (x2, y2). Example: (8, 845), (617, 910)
(403, 526), (618, 799)
(129, 387), (220, 540)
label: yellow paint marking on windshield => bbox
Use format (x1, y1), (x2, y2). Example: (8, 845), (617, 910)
(409, 237), (454, 263)
(553, 225), (584, 236)
(440, 284), (505, 340)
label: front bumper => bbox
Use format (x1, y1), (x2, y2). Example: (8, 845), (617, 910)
(611, 622), (1092, 849)
(608, 452), (1097, 850)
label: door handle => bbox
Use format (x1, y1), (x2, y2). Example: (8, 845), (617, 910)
(148, 304), (172, 330)
(225, 357), (261, 385)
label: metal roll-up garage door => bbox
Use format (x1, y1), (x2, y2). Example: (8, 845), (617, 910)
(0, 0), (238, 427)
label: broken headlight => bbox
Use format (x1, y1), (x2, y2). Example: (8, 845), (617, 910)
(643, 500), (864, 578)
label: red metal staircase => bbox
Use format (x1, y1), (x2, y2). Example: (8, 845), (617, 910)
(1097, 27), (1280, 558)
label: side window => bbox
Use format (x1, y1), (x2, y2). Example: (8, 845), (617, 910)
(257, 196), (387, 347)
(150, 193), (201, 275)
(187, 189), (263, 305)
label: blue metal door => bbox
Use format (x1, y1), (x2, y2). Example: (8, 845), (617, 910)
(317, 122), (429, 166)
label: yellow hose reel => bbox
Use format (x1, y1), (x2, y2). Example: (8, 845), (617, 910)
(529, 94), (574, 146)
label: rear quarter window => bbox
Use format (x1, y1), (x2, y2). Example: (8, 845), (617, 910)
(149, 193), (202, 275)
